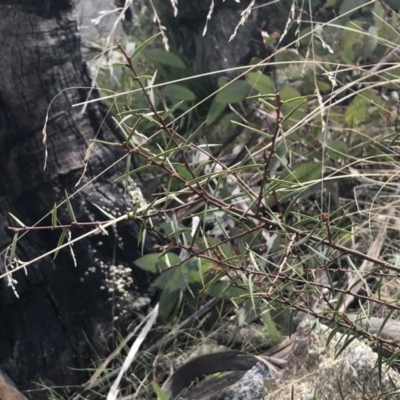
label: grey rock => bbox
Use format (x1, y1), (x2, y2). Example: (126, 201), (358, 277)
(267, 319), (400, 400)
(218, 362), (273, 400)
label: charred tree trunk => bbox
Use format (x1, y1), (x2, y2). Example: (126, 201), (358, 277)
(153, 0), (335, 90)
(0, 1), (155, 397)
(153, 0), (292, 90)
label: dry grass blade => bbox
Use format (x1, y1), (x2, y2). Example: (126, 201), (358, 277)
(0, 370), (27, 400)
(107, 303), (159, 400)
(341, 213), (392, 312)
(87, 314), (152, 387)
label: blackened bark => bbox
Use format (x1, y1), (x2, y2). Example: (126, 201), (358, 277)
(0, 1), (156, 397)
(153, 0), (293, 88)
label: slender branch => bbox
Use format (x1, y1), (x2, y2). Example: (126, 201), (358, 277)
(117, 42), (195, 179)
(267, 232), (297, 296)
(255, 92), (282, 215)
(8, 221), (109, 233)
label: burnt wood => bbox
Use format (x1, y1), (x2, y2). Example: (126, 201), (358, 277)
(0, 1), (156, 398)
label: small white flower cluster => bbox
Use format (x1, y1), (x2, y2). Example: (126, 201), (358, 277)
(108, 264), (134, 297)
(81, 259), (133, 301)
(129, 186), (147, 209)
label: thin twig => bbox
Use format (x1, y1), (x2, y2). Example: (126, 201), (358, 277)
(256, 92), (282, 215)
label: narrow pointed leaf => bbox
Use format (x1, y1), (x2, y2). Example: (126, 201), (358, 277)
(8, 213), (25, 228)
(51, 203), (58, 228)
(130, 32), (162, 60)
(54, 229), (68, 259)
(10, 233), (19, 259)
(64, 191), (77, 223)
